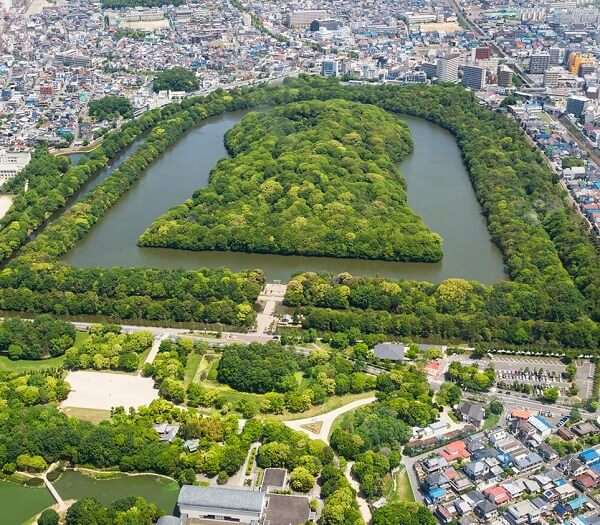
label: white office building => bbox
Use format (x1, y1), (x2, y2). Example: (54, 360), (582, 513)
(321, 58), (339, 77)
(436, 53), (460, 83)
(0, 149), (31, 184)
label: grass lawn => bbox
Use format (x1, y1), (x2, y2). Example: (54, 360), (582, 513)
(137, 346), (152, 368)
(0, 353), (66, 372)
(483, 411), (501, 429)
(384, 469), (415, 503)
(62, 407), (112, 424)
(207, 355), (220, 381)
(281, 390), (376, 423)
(0, 330), (90, 372)
(184, 352), (203, 387)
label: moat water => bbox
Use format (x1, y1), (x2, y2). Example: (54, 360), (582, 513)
(62, 110), (506, 283)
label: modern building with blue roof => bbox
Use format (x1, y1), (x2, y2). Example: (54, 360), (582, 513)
(528, 416), (552, 438)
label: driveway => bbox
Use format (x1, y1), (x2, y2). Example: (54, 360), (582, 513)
(284, 397), (376, 443)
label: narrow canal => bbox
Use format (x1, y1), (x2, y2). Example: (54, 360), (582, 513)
(63, 110), (506, 283)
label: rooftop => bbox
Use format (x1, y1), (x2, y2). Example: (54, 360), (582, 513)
(178, 485), (265, 513)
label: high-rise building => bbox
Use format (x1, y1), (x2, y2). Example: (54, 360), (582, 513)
(529, 52), (550, 74)
(321, 59), (338, 77)
(309, 18), (342, 31)
(566, 95), (589, 117)
(497, 65), (513, 87)
(286, 10), (328, 28)
(549, 47), (564, 66)
(567, 52), (595, 76)
(543, 68), (562, 87)
(579, 64), (596, 77)
(462, 65), (486, 90)
(421, 62), (438, 79)
(436, 53), (460, 83)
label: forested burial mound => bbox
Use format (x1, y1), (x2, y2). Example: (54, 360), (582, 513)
(139, 99), (443, 262)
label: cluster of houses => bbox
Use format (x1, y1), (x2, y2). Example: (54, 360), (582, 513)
(413, 408), (600, 525)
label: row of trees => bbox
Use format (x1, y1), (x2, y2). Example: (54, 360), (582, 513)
(286, 273), (586, 323)
(0, 315), (75, 360)
(63, 326), (153, 371)
(301, 306), (598, 349)
(139, 99), (443, 262)
(1, 89), (276, 325)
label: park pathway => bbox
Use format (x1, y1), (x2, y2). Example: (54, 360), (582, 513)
(144, 334), (168, 365)
(253, 283), (287, 335)
(284, 397), (376, 443)
(345, 462), (372, 524)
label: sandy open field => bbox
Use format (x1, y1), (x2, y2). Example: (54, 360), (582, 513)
(26, 0), (51, 15)
(420, 22), (461, 34)
(62, 370), (159, 410)
(0, 195), (14, 220)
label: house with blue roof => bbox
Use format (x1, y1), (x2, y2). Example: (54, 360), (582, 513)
(580, 449), (599, 464)
(426, 486), (446, 504)
(566, 496), (590, 513)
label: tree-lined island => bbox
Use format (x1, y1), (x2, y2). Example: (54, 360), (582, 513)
(138, 99), (443, 262)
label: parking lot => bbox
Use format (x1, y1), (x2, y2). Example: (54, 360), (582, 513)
(482, 355), (595, 399)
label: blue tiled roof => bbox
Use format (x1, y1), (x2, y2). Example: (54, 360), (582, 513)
(428, 487), (446, 500)
(568, 496), (589, 511)
(580, 449), (599, 462)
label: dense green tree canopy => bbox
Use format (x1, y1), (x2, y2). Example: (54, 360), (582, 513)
(153, 67), (199, 93)
(217, 342), (299, 394)
(0, 315), (75, 359)
(372, 502), (437, 525)
(139, 99), (443, 262)
(89, 96), (133, 121)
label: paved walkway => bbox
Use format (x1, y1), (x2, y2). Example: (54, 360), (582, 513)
(253, 283), (287, 335)
(345, 462), (372, 524)
(284, 397), (376, 443)
(144, 333), (167, 365)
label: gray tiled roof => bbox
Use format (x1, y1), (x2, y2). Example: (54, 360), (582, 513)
(178, 485), (265, 513)
(373, 342), (405, 361)
(156, 517), (182, 525)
